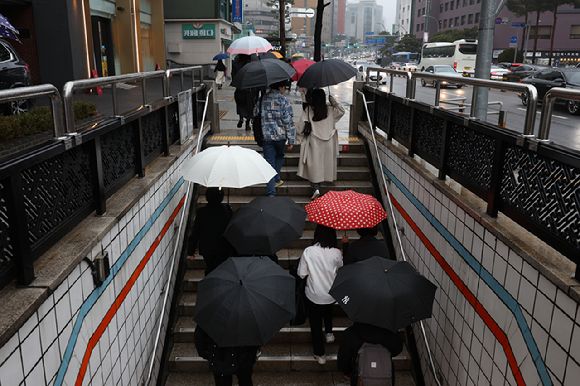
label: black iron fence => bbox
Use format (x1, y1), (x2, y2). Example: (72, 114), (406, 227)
(362, 85), (580, 280)
(0, 68), (208, 290)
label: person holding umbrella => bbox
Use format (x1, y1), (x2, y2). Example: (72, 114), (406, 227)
(232, 54), (255, 130)
(214, 59), (226, 89)
(297, 224), (344, 365)
(296, 89), (345, 200)
(259, 79), (296, 197)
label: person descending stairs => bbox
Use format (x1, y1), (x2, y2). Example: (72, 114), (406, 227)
(162, 82), (417, 385)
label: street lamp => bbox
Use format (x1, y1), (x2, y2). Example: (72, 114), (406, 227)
(394, 24), (408, 36)
(423, 15), (440, 31)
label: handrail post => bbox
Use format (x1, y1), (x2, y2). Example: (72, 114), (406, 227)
(523, 85), (538, 136)
(142, 78), (147, 107)
(112, 83), (119, 116)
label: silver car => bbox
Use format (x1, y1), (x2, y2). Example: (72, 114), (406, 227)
(420, 65), (464, 89)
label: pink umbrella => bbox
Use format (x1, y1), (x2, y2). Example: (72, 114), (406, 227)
(291, 59), (316, 81)
(227, 36), (273, 55)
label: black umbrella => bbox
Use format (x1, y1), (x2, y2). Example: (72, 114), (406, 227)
(231, 58), (296, 89)
(193, 256), (296, 347)
(223, 196), (306, 255)
(297, 59), (358, 88)
(329, 257), (437, 332)
(250, 52), (278, 61)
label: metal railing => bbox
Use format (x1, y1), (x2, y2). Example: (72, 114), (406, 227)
(166, 66), (204, 96)
(0, 84), (65, 138)
(62, 70), (167, 133)
(538, 87), (580, 141)
(357, 89), (443, 386)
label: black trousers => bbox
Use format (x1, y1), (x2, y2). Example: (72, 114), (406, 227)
(306, 297), (334, 356)
(213, 366), (253, 386)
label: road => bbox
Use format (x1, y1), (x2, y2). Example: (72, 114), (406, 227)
(327, 77), (580, 152)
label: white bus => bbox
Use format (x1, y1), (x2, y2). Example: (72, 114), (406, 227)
(418, 39), (477, 75)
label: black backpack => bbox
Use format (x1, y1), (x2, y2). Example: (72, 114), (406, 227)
(208, 343), (239, 376)
(356, 342), (393, 386)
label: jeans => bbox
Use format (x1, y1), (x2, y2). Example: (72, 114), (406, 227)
(262, 139), (286, 196)
(306, 297), (334, 356)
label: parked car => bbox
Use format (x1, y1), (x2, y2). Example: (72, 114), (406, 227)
(420, 65), (464, 88)
(520, 68), (580, 115)
(498, 62), (522, 71)
(503, 64), (549, 83)
(0, 39), (33, 115)
(490, 65), (511, 80)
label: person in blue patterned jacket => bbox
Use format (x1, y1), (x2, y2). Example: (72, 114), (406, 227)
(259, 79), (296, 197)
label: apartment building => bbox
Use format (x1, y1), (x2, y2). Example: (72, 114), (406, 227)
(346, 0), (385, 43)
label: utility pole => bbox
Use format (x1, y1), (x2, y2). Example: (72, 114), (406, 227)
(280, 0), (286, 58)
(472, 0), (506, 120)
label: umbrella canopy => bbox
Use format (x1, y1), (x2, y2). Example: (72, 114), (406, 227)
(329, 257), (438, 332)
(0, 13), (20, 42)
(291, 59), (316, 81)
(213, 53), (229, 60)
(181, 145), (276, 188)
(227, 36), (273, 55)
(230, 58), (296, 90)
(305, 190), (387, 230)
(224, 196), (306, 256)
(250, 51), (278, 61)
(194, 256), (296, 347)
(297, 59), (358, 88)
(270, 51), (283, 58)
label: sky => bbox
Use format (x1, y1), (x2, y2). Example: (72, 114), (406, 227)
(375, 0), (398, 33)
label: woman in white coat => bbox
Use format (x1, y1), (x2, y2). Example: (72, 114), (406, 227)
(296, 89), (345, 200)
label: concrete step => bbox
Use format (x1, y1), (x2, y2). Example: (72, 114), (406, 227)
(283, 153), (368, 167)
(169, 342), (412, 373)
(165, 368), (416, 385)
(198, 180), (374, 197)
(187, 248), (314, 270)
(280, 166), (370, 182)
(205, 137), (366, 154)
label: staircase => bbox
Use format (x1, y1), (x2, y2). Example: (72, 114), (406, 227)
(164, 136), (417, 385)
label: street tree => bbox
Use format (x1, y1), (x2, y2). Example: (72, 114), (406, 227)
(429, 27), (478, 43)
(393, 34), (422, 53)
(527, 0), (552, 64)
(498, 48), (523, 63)
(506, 0), (535, 54)
(542, 0), (580, 65)
(314, 0), (331, 61)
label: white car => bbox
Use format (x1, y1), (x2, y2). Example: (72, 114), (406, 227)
(420, 65), (464, 88)
(490, 65), (510, 80)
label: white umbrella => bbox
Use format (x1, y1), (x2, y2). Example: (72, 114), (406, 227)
(181, 145), (276, 188)
(227, 36), (273, 55)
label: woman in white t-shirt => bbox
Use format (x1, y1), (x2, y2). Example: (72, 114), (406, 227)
(297, 224), (343, 365)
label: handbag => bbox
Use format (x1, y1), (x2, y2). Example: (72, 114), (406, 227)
(289, 259), (308, 325)
(303, 111), (312, 136)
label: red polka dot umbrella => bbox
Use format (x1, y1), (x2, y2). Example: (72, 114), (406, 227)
(305, 190), (387, 230)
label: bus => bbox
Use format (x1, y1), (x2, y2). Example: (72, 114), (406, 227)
(391, 52), (420, 68)
(418, 39), (478, 75)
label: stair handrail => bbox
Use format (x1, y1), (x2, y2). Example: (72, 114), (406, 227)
(144, 87), (213, 386)
(357, 89), (443, 386)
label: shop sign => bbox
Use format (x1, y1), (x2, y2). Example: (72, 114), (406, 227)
(183, 23), (216, 39)
(232, 0), (242, 23)
(220, 27), (231, 37)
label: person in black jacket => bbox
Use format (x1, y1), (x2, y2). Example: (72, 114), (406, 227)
(187, 187), (234, 275)
(232, 54), (255, 130)
(214, 59), (226, 89)
(342, 226), (390, 265)
(337, 322), (403, 385)
(194, 326), (258, 386)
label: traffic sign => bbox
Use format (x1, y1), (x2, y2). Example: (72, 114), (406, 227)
(509, 43), (517, 48)
(495, 17), (502, 24)
(511, 22), (526, 28)
(510, 36), (518, 43)
(501, 18), (509, 24)
(366, 32), (374, 35)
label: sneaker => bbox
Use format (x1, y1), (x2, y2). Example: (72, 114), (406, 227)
(325, 333), (335, 343)
(275, 180), (284, 187)
(256, 349), (261, 359)
(314, 354), (326, 365)
(311, 189), (320, 200)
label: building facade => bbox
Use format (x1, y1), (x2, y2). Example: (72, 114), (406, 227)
(346, 0), (384, 43)
(395, 0), (414, 36)
(413, 1), (580, 66)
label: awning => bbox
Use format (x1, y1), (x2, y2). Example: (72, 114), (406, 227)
(222, 38), (233, 45)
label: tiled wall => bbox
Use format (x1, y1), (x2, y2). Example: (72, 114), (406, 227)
(362, 128), (580, 386)
(0, 148), (194, 386)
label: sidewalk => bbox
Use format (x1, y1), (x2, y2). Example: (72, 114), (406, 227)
(212, 82), (354, 143)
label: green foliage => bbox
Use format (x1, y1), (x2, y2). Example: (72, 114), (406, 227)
(393, 34), (423, 53)
(0, 101), (97, 145)
(429, 27), (478, 43)
(497, 48), (523, 63)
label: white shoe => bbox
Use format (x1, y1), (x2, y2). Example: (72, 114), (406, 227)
(256, 349), (261, 359)
(325, 333), (335, 343)
(314, 354), (326, 365)
(311, 189), (320, 200)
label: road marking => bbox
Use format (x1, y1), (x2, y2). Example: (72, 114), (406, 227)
(516, 107), (568, 119)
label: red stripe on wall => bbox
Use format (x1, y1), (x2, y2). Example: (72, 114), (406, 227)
(388, 191), (526, 386)
(75, 194), (186, 386)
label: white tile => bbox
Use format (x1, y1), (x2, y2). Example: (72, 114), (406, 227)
(0, 332), (18, 365)
(38, 310), (58, 353)
(471, 235), (484, 262)
(518, 278), (536, 315)
(58, 320), (73, 362)
(492, 252), (508, 286)
(533, 291), (554, 332)
(565, 357), (580, 386)
(18, 313), (38, 343)
(20, 326), (42, 375)
(37, 294), (54, 321)
(550, 306), (573, 352)
(43, 340), (61, 384)
(538, 274), (557, 301)
(481, 243), (494, 274)
(569, 323), (580, 363)
(483, 229), (496, 249)
(545, 338), (567, 382)
(69, 277), (84, 316)
(55, 294), (72, 334)
(522, 261), (539, 286)
(531, 319), (549, 358)
(0, 346), (24, 386)
(504, 264), (521, 299)
(24, 360), (45, 386)
(81, 268), (96, 301)
(555, 289), (578, 320)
